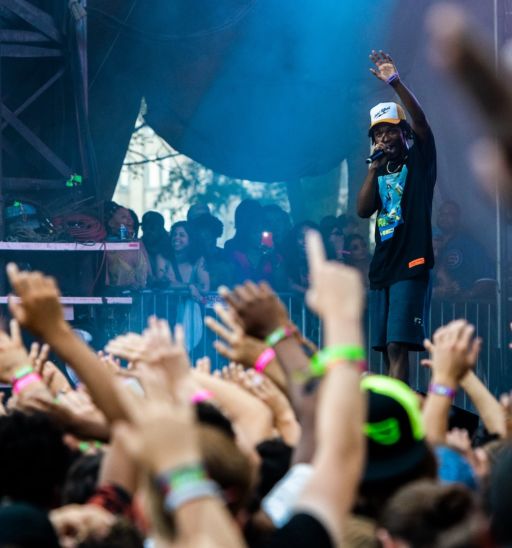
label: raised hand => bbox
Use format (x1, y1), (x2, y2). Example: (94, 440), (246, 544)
(104, 333), (145, 364)
(499, 391), (512, 438)
(50, 504), (115, 547)
(28, 341), (50, 371)
(141, 317), (191, 384)
(6, 263), (66, 338)
(423, 320), (480, 385)
(205, 304), (269, 366)
(0, 320), (30, 382)
(218, 281), (289, 340)
(114, 367), (199, 473)
(369, 50), (399, 83)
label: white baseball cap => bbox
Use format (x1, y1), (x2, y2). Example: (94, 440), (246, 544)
(369, 102), (406, 131)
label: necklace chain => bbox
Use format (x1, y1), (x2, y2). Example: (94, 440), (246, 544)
(386, 156), (407, 174)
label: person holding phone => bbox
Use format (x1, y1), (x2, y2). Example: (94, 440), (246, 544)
(357, 50), (437, 382)
(226, 200), (287, 291)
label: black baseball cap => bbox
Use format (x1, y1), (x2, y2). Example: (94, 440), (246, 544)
(362, 375), (429, 483)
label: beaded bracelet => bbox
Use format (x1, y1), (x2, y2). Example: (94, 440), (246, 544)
(265, 325), (296, 347)
(310, 345), (366, 377)
(428, 383), (456, 400)
(254, 347), (276, 373)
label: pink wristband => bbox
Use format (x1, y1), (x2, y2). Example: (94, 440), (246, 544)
(254, 348), (276, 373)
(13, 372), (42, 394)
(190, 389), (214, 404)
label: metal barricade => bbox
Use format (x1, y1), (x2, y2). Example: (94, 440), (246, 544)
(116, 291), (498, 412)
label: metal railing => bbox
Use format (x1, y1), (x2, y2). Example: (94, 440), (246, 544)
(95, 290), (500, 410)
(1, 289), (496, 412)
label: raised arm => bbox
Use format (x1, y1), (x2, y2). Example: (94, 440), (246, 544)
(422, 320), (478, 445)
(293, 231), (366, 544)
(370, 50), (430, 140)
(460, 370), (506, 438)
(7, 264), (126, 422)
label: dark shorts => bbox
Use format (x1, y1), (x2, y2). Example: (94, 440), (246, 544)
(369, 273), (432, 352)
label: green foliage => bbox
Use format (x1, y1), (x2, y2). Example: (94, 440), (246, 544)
(156, 155), (289, 219)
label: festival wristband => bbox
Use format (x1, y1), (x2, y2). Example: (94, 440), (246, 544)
(163, 479), (220, 512)
(254, 347), (276, 373)
(428, 383), (456, 399)
(12, 372), (42, 394)
(265, 326), (296, 347)
(12, 365), (34, 382)
(190, 389), (214, 404)
(386, 73), (400, 85)
(156, 463), (208, 496)
(310, 345), (366, 377)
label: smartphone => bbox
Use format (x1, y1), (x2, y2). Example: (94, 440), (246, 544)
(261, 231), (274, 249)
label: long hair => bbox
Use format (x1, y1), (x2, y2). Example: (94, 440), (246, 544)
(167, 221), (201, 263)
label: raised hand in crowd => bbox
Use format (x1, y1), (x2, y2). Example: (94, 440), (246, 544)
(114, 366), (245, 548)
(192, 365), (274, 453)
(278, 230), (365, 545)
(205, 306), (287, 392)
(50, 504), (116, 548)
(242, 370), (301, 446)
(7, 262), (126, 422)
(427, 3), (512, 205)
(219, 281), (289, 340)
(499, 391), (512, 439)
(423, 320), (480, 444)
(218, 280), (312, 411)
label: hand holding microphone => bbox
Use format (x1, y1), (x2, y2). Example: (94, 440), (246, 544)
(366, 143), (390, 166)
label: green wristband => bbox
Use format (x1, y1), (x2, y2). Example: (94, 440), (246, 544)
(156, 463), (207, 495)
(265, 325), (295, 347)
(310, 345), (366, 377)
(12, 365), (34, 381)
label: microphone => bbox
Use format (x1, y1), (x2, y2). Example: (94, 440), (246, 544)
(366, 149), (387, 165)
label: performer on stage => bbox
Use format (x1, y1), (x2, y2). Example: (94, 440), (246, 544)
(357, 50), (436, 381)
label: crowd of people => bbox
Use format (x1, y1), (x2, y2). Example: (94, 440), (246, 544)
(104, 198), (494, 303)
(104, 198), (368, 296)
(1, 3), (511, 545)
(0, 233), (510, 547)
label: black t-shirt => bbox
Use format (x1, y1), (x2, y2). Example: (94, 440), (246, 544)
(266, 513), (334, 548)
(369, 128), (436, 290)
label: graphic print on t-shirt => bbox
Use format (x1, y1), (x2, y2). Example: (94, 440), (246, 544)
(377, 165), (408, 241)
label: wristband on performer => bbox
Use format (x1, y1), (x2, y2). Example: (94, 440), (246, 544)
(254, 347), (276, 373)
(386, 73), (400, 85)
(428, 383), (456, 400)
(155, 463), (220, 512)
(310, 345), (366, 377)
(265, 325), (296, 347)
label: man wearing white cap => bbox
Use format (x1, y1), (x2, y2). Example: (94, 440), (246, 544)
(357, 51), (436, 382)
